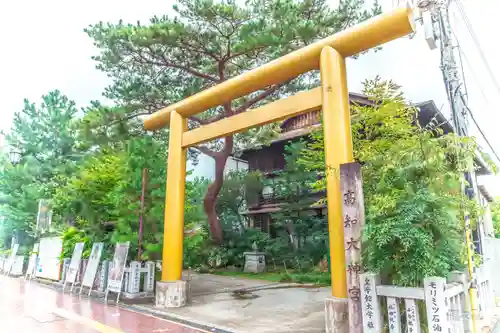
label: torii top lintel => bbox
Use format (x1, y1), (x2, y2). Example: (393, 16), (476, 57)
(143, 4), (415, 131)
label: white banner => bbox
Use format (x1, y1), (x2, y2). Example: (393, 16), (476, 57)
(36, 237), (62, 280)
(82, 243), (103, 288)
(65, 242), (84, 284)
(36, 199), (52, 232)
(107, 242), (130, 293)
(4, 244), (19, 275)
(25, 253), (37, 277)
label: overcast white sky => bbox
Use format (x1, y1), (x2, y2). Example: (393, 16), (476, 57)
(0, 0), (498, 194)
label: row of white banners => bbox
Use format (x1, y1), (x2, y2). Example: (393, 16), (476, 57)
(24, 239), (130, 297)
(63, 241), (130, 294)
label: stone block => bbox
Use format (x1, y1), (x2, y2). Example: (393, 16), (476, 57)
(325, 297), (349, 333)
(243, 252), (266, 273)
(155, 280), (189, 308)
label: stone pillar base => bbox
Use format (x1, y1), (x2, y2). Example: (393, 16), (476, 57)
(325, 297), (349, 333)
(155, 280), (189, 308)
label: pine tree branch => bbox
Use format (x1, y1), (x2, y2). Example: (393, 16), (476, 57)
(189, 116), (209, 125)
(234, 82), (289, 114)
(125, 44), (219, 83)
(196, 145), (217, 158)
(109, 111), (152, 126)
(190, 113), (228, 126)
(226, 46), (267, 61)
(150, 46), (219, 83)
(177, 39), (220, 61)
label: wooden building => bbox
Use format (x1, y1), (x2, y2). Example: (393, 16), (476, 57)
(239, 94), (490, 234)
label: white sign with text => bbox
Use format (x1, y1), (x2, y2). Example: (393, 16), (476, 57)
(82, 243), (103, 288)
(106, 242), (130, 294)
(4, 244), (19, 275)
(65, 242), (84, 285)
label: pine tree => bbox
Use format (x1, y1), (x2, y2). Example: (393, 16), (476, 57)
(85, 0), (380, 243)
(0, 90), (80, 248)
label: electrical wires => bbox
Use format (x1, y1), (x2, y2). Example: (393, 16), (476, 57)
(459, 94), (500, 164)
(455, 0), (500, 96)
(447, 0), (500, 164)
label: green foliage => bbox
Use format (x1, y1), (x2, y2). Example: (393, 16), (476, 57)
(0, 87), (208, 263)
(279, 271), (331, 285)
(269, 141), (329, 263)
(53, 135), (208, 261)
(217, 170), (263, 231)
(184, 226), (210, 268)
(0, 90), (80, 247)
(53, 152), (125, 227)
(492, 200), (500, 238)
(212, 270), (330, 285)
(298, 77), (483, 286)
(61, 226), (91, 259)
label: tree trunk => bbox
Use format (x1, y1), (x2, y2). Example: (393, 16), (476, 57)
(203, 135), (233, 245)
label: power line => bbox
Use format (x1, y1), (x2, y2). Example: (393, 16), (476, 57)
(449, 1), (500, 164)
(454, 0), (500, 96)
(450, 30), (491, 106)
(459, 94), (500, 164)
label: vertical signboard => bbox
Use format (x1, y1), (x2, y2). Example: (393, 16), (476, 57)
(36, 237), (63, 280)
(360, 273), (383, 333)
(26, 243), (40, 278)
(64, 242), (84, 290)
(4, 244), (19, 275)
(424, 277), (448, 333)
(105, 242), (130, 302)
(36, 199), (52, 232)
(127, 261), (141, 294)
(26, 254), (37, 278)
(81, 243), (104, 295)
(144, 261), (155, 293)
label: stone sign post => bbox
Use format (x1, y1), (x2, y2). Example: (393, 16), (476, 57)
(325, 162), (365, 333)
(127, 261), (141, 294)
(144, 261), (155, 294)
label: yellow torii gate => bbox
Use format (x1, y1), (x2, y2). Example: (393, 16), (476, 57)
(144, 4), (415, 310)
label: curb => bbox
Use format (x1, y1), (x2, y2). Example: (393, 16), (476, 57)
(127, 304), (235, 333)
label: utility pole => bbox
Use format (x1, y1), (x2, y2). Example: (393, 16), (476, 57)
(416, 0), (479, 330)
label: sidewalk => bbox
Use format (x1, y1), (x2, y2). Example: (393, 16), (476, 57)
(134, 273), (330, 333)
(0, 276), (211, 333)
